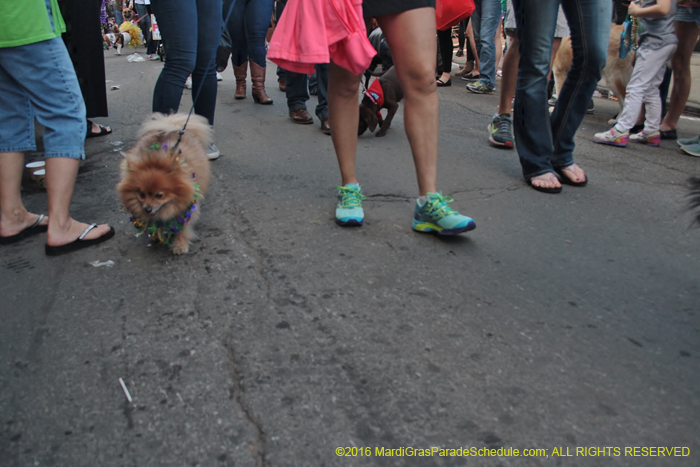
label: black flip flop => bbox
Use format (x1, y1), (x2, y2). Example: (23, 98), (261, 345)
(554, 167), (588, 187)
(528, 175), (562, 194)
(0, 214), (48, 245)
(86, 121), (112, 138)
(45, 224), (115, 256)
(437, 78), (452, 87)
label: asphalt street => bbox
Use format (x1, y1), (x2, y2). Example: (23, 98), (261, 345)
(1, 50), (699, 467)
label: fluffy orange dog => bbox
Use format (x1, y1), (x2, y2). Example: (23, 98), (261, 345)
(118, 113), (212, 255)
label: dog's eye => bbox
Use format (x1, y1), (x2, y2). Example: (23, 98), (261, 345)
(154, 193), (164, 200)
(138, 191), (146, 199)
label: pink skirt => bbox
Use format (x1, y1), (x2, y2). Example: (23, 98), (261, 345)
(267, 0), (376, 75)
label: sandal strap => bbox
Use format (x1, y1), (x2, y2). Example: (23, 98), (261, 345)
(78, 224), (97, 240)
(29, 214), (45, 228)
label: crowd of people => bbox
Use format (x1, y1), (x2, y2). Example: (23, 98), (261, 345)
(2, 0), (699, 254)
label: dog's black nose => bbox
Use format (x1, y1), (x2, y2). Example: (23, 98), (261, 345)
(144, 205), (152, 213)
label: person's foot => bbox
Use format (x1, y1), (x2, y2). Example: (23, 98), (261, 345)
(46, 219), (112, 248)
(454, 61), (474, 77)
(678, 135), (700, 147)
(460, 72), (481, 82)
(278, 78), (286, 92)
(335, 183), (365, 226)
(529, 172), (562, 193)
(412, 192), (476, 235)
(680, 142), (700, 157)
(147, 54), (160, 61)
(321, 118), (331, 135)
(185, 75), (192, 89)
(289, 109), (313, 124)
(0, 212), (48, 239)
(586, 100), (595, 114)
(593, 127), (629, 147)
(660, 129), (677, 140)
(455, 49), (464, 57)
(437, 73), (452, 87)
(216, 72), (223, 81)
(488, 113), (514, 148)
(466, 81), (494, 94)
(629, 129), (661, 147)
(555, 164), (587, 186)
(86, 120), (112, 138)
(207, 143), (220, 160)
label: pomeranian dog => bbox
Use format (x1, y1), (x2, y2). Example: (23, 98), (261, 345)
(118, 113), (212, 255)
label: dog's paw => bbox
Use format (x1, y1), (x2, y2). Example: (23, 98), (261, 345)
(171, 244), (190, 255)
(171, 235), (190, 255)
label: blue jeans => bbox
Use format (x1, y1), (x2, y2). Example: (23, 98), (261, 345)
(284, 70), (309, 111)
(282, 65), (328, 121)
(471, 0), (501, 89)
(114, 8), (124, 26)
(512, 0), (611, 179)
(134, 3), (156, 55)
(223, 0), (274, 67)
(150, 0), (222, 126)
(314, 64), (328, 121)
(0, 38), (85, 160)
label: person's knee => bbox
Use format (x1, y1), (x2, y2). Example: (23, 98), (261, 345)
(671, 52), (690, 74)
(332, 80), (360, 100)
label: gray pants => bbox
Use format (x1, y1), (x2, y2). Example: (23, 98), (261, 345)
(615, 42), (677, 133)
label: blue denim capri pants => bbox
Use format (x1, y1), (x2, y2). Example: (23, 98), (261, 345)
(0, 37), (86, 160)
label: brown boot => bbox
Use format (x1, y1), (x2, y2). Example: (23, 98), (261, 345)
(249, 60), (273, 105)
(233, 62), (247, 99)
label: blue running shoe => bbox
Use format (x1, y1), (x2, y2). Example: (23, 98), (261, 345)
(412, 192), (476, 235)
(335, 183), (365, 226)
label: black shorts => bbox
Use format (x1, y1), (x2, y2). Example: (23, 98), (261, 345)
(362, 0), (435, 18)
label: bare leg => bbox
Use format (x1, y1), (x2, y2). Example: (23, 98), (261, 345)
(548, 37), (562, 82)
(378, 7), (439, 195)
(660, 21), (700, 132)
(494, 26), (503, 74)
(467, 20), (480, 74)
(0, 152), (49, 237)
(44, 157), (111, 247)
(328, 62), (361, 186)
(498, 35), (519, 115)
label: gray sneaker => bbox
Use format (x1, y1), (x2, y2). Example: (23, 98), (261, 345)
(678, 135), (700, 147)
(488, 113), (514, 148)
(207, 143), (220, 160)
(466, 81), (495, 94)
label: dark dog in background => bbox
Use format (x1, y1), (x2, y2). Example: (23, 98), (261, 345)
(358, 66), (404, 138)
(364, 22), (393, 88)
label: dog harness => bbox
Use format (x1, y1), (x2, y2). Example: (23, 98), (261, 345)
(365, 78), (384, 108)
(365, 79), (385, 125)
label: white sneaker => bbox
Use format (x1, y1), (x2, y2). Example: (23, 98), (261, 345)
(216, 72), (223, 81)
(184, 75), (192, 89)
(206, 143), (220, 160)
(147, 54), (160, 61)
(593, 127), (629, 147)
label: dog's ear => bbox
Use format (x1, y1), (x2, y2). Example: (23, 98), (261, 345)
(359, 106), (377, 134)
(358, 112), (368, 135)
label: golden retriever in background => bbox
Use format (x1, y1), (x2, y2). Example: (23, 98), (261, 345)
(553, 24), (634, 125)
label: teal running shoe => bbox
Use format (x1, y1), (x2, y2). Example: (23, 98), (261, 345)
(412, 192), (476, 235)
(335, 183), (365, 226)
